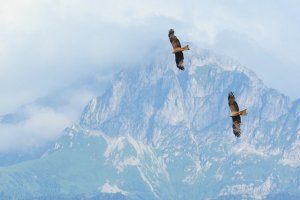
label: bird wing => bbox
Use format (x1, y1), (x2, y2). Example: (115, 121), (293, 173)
(170, 35), (182, 49)
(232, 116), (241, 137)
(228, 92), (240, 115)
(175, 51), (184, 68)
(228, 92), (242, 137)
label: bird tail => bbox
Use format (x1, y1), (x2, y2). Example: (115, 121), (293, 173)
(239, 109), (247, 116)
(183, 45), (190, 51)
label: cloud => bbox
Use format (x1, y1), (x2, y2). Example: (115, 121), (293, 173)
(0, 105), (70, 151)
(0, 0), (299, 151)
(1, 0), (299, 112)
(0, 0), (182, 113)
(0, 75), (107, 152)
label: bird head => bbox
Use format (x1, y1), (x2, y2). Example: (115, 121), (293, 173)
(168, 29), (174, 37)
(228, 91), (235, 105)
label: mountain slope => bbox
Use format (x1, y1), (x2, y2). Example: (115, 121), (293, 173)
(0, 46), (299, 199)
(0, 125), (173, 199)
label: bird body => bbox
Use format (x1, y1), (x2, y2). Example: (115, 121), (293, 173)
(168, 29), (189, 70)
(228, 92), (247, 137)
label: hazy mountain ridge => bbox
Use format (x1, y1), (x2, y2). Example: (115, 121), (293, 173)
(0, 125), (173, 199)
(0, 46), (299, 199)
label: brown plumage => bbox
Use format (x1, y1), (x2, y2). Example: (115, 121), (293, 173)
(168, 29), (189, 70)
(228, 92), (247, 137)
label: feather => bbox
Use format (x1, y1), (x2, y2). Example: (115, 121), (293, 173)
(228, 92), (247, 137)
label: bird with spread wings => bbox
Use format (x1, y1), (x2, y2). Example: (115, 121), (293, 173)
(168, 29), (189, 70)
(228, 92), (247, 137)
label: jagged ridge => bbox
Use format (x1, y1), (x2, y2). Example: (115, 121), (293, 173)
(0, 46), (299, 199)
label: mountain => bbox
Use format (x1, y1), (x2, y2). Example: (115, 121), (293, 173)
(0, 45), (299, 199)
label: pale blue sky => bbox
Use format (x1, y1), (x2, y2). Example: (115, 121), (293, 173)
(0, 0), (299, 151)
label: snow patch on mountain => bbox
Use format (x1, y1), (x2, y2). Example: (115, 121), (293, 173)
(231, 142), (270, 157)
(279, 133), (300, 167)
(219, 176), (274, 199)
(100, 182), (129, 195)
(103, 136), (126, 158)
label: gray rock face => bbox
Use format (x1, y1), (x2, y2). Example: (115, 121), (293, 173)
(1, 46), (299, 199)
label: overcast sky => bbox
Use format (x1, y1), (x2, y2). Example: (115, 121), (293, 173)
(0, 0), (299, 151)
